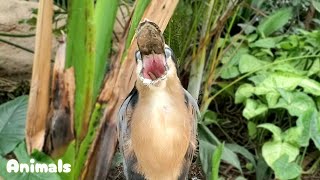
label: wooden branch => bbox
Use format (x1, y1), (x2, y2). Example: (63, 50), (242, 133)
(25, 0), (53, 154)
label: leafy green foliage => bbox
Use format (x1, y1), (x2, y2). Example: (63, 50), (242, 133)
(183, 2), (320, 178)
(257, 8), (293, 37)
(0, 96), (28, 156)
(198, 124), (256, 179)
(0, 142), (61, 180)
(211, 7), (320, 179)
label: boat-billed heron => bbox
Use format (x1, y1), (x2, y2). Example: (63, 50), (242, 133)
(118, 20), (199, 180)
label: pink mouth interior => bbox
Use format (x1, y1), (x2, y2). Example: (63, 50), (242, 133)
(142, 54), (166, 80)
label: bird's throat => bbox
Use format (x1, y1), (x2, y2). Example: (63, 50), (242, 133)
(142, 54), (166, 81)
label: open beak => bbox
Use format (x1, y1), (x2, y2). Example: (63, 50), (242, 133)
(136, 19), (169, 84)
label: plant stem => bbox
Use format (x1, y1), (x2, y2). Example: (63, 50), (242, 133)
(0, 38), (34, 53)
(187, 0), (215, 100)
(0, 32), (35, 37)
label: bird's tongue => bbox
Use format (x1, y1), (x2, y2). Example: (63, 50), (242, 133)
(143, 54), (166, 80)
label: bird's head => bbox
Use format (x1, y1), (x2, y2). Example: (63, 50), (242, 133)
(135, 20), (177, 88)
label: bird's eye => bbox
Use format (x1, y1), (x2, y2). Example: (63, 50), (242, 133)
(135, 51), (142, 62)
(165, 47), (173, 59)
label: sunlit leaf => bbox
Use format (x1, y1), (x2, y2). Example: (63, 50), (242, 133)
(299, 78), (320, 96)
(235, 83), (254, 104)
(243, 99), (268, 119)
(258, 123), (282, 142)
(283, 127), (302, 147)
(261, 140), (299, 167)
(239, 54), (268, 73)
(257, 8), (293, 37)
(272, 154), (301, 180)
(274, 90), (315, 117)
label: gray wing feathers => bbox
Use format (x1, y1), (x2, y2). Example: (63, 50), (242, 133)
(118, 94), (134, 179)
(178, 89), (200, 180)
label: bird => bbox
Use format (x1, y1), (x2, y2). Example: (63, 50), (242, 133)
(118, 20), (199, 180)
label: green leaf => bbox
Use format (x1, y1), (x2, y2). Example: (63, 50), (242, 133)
(307, 59), (320, 76)
(250, 38), (276, 48)
(312, 0), (320, 13)
(272, 154), (301, 180)
(59, 141), (75, 180)
(254, 72), (303, 95)
(235, 177), (247, 180)
(212, 143), (224, 180)
(265, 92), (280, 107)
(247, 121), (257, 138)
(0, 142), (61, 180)
(220, 48), (247, 79)
(199, 139), (242, 179)
(237, 23), (256, 35)
(283, 127), (302, 147)
(0, 96), (28, 156)
(261, 140), (299, 167)
(235, 84), (254, 104)
(203, 110), (218, 125)
(311, 112), (320, 149)
(239, 54), (268, 73)
(257, 8), (293, 37)
(225, 143), (256, 168)
(299, 78), (320, 96)
(66, 0), (96, 142)
(274, 90), (315, 117)
(256, 157), (269, 180)
(243, 99), (268, 119)
(198, 124), (220, 146)
(93, 0), (118, 98)
(220, 66), (240, 79)
(258, 123), (282, 142)
(74, 104), (104, 178)
(247, 33), (258, 42)
(297, 109), (320, 149)
(279, 35), (299, 50)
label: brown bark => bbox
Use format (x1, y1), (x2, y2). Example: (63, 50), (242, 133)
(25, 0), (53, 154)
(43, 40), (75, 158)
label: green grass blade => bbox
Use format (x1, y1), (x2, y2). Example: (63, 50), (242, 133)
(94, 0), (118, 98)
(212, 143), (224, 180)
